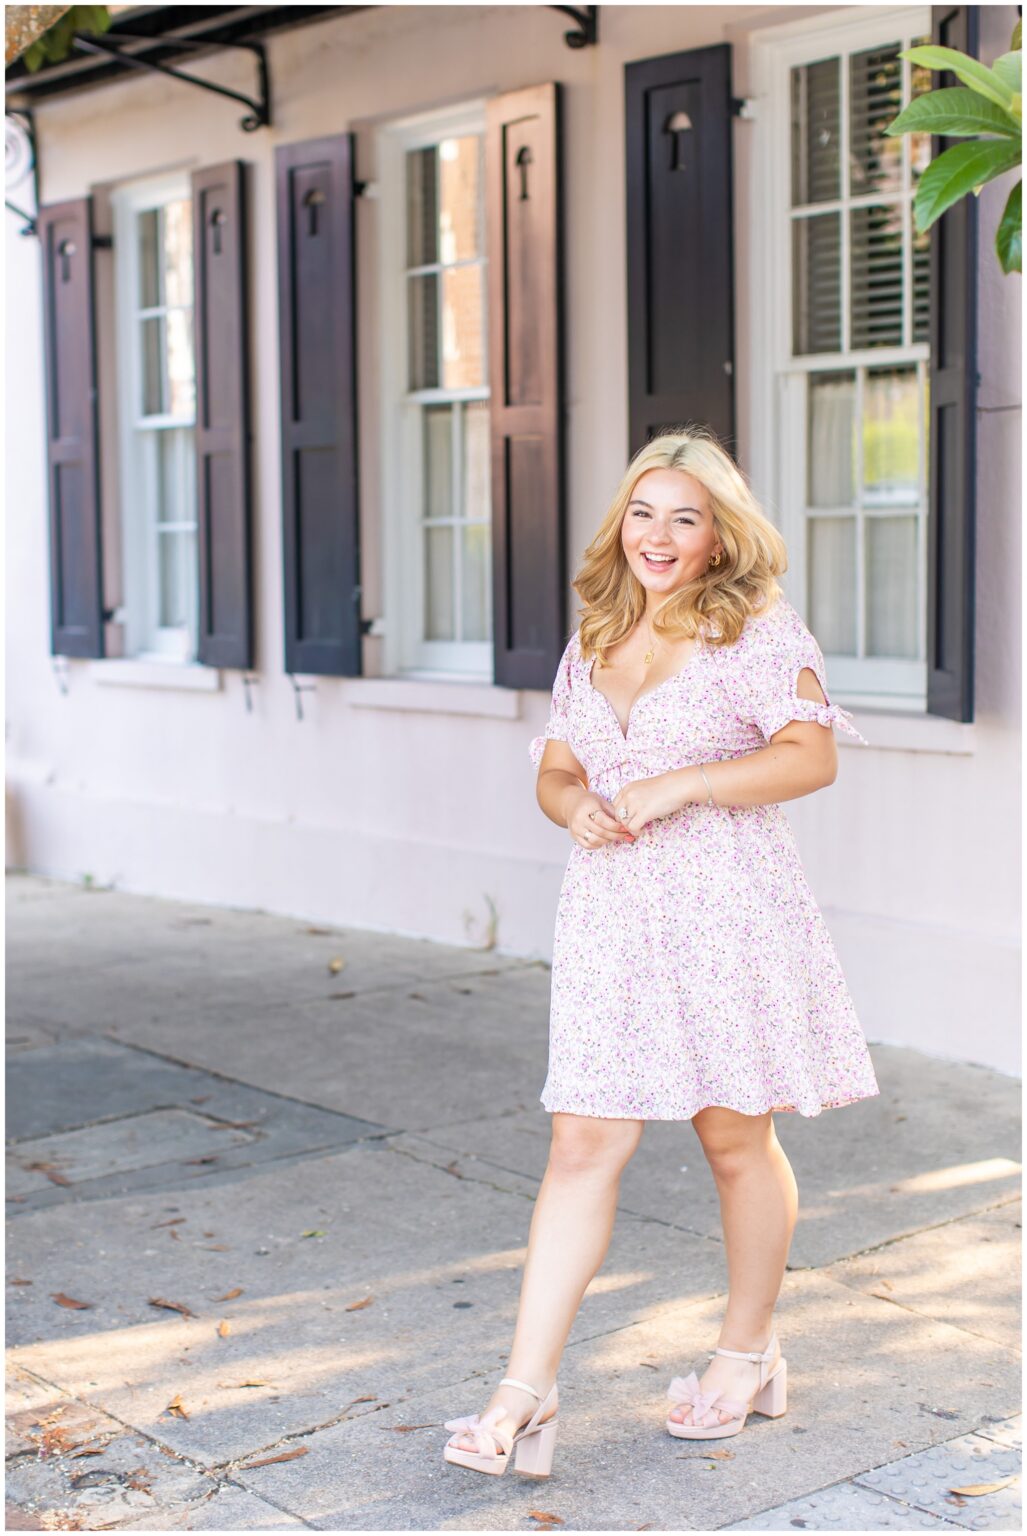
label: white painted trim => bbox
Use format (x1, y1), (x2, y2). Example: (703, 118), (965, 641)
(87, 660), (221, 691)
(376, 99), (490, 680)
(748, 4), (933, 721)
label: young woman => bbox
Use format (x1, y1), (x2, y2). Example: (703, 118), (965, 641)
(442, 428), (880, 1477)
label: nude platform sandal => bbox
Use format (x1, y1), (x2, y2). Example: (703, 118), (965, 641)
(443, 1376), (559, 1476)
(665, 1331), (787, 1440)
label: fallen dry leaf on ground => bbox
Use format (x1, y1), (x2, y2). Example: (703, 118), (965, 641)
(151, 1217), (186, 1228)
(51, 1292), (93, 1309)
(238, 1445), (309, 1468)
(148, 1297), (195, 1318)
(164, 1394), (189, 1419)
(345, 1295), (373, 1311)
(213, 1287), (243, 1301)
(528, 1511), (563, 1524)
(217, 1320), (230, 1338)
(949, 1477), (1018, 1496)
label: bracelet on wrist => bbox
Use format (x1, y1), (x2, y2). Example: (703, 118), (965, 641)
(698, 763), (716, 806)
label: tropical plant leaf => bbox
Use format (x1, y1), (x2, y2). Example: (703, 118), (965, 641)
(996, 179), (1022, 272)
(901, 45), (1017, 113)
(914, 139), (1023, 231)
(885, 86), (1020, 139)
(991, 51), (1023, 97)
(22, 4), (111, 72)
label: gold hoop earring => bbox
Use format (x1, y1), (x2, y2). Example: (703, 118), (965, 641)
(708, 551), (722, 568)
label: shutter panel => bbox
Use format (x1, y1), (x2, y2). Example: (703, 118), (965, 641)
(38, 197), (105, 657)
(192, 160), (253, 669)
(926, 5), (979, 722)
(625, 45), (736, 458)
(276, 133), (361, 676)
(486, 82), (566, 691)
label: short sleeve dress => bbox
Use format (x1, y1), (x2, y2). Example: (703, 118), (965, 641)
(527, 594), (880, 1121)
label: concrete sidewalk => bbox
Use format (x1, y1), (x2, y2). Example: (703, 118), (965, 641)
(5, 872), (1021, 1532)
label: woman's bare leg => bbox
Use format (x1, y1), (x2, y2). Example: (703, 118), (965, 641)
(449, 1111), (644, 1452)
(668, 1106), (798, 1427)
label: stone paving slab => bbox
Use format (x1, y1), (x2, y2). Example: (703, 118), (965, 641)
(6, 1036), (384, 1215)
(729, 1477), (963, 1528)
(854, 1429), (1022, 1530)
(6, 1139), (728, 1467)
(102, 973), (556, 1132)
(973, 1413), (1022, 1451)
(823, 1200), (1021, 1350)
(223, 1268), (1019, 1531)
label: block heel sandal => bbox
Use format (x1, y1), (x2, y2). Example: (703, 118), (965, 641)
(443, 1375), (559, 1476)
(666, 1331), (787, 1440)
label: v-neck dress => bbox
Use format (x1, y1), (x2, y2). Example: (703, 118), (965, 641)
(527, 594), (880, 1120)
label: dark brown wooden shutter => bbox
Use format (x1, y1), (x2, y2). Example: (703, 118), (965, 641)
(275, 133), (361, 676)
(38, 197), (105, 657)
(192, 160), (253, 670)
(926, 5), (979, 722)
(625, 45), (736, 459)
(486, 82), (566, 691)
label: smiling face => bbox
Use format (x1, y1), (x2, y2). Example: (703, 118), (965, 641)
(621, 467), (723, 609)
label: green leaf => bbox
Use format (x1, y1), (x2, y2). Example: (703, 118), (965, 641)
(1011, 20), (1022, 54)
(19, 5), (112, 71)
(885, 86), (1021, 139)
(900, 45), (1016, 113)
(992, 51), (1023, 97)
(995, 179), (1022, 273)
(913, 138), (1023, 231)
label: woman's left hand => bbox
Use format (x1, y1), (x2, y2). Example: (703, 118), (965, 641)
(610, 771), (694, 834)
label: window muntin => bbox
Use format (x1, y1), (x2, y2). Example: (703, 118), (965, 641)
(399, 127), (492, 670)
(788, 28), (931, 690)
(113, 177), (198, 662)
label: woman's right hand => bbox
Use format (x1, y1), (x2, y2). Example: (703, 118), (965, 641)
(564, 787), (636, 849)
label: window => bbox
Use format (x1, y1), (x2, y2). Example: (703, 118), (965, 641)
(110, 172), (198, 662)
(767, 8), (933, 711)
(379, 104), (492, 680)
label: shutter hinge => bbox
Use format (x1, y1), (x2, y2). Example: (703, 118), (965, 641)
(731, 97), (759, 120)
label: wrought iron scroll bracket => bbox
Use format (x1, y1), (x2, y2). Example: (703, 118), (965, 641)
(69, 29), (271, 131)
(5, 107), (39, 236)
(548, 6), (598, 49)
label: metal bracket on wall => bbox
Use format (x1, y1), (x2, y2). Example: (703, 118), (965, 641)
(549, 6), (599, 49)
(5, 107), (39, 237)
(68, 28), (271, 131)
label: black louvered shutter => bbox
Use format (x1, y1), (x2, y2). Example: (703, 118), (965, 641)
(38, 197), (105, 657)
(625, 45), (736, 459)
(276, 134), (361, 676)
(192, 160), (253, 669)
(926, 5), (979, 722)
(486, 82), (566, 691)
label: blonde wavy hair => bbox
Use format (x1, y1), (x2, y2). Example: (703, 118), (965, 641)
(576, 425), (788, 661)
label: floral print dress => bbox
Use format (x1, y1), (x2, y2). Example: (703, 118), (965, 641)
(528, 594), (881, 1120)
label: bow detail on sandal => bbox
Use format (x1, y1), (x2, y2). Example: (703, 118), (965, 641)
(443, 1376), (559, 1477)
(665, 1332), (788, 1440)
(443, 1405), (511, 1459)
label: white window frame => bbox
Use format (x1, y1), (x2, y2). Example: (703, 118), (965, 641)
(747, 4), (932, 713)
(110, 169), (197, 665)
(377, 98), (492, 682)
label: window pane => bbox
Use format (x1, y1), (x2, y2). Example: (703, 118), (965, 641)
(912, 224), (930, 344)
(408, 273), (439, 390)
(441, 263), (485, 389)
(163, 199), (193, 309)
(461, 523), (490, 641)
(863, 367), (919, 505)
(138, 208), (161, 308)
(141, 316), (164, 415)
(158, 528), (196, 631)
(438, 135), (483, 262)
(156, 429), (184, 524)
(406, 146), (438, 267)
(849, 44), (903, 198)
(790, 58), (840, 205)
(808, 371), (856, 506)
(166, 308), (195, 416)
(424, 525), (454, 640)
(462, 401), (491, 521)
(909, 37), (933, 185)
(850, 204), (903, 349)
(808, 516), (857, 654)
(792, 213), (841, 354)
(424, 404), (452, 519)
(866, 516), (918, 657)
